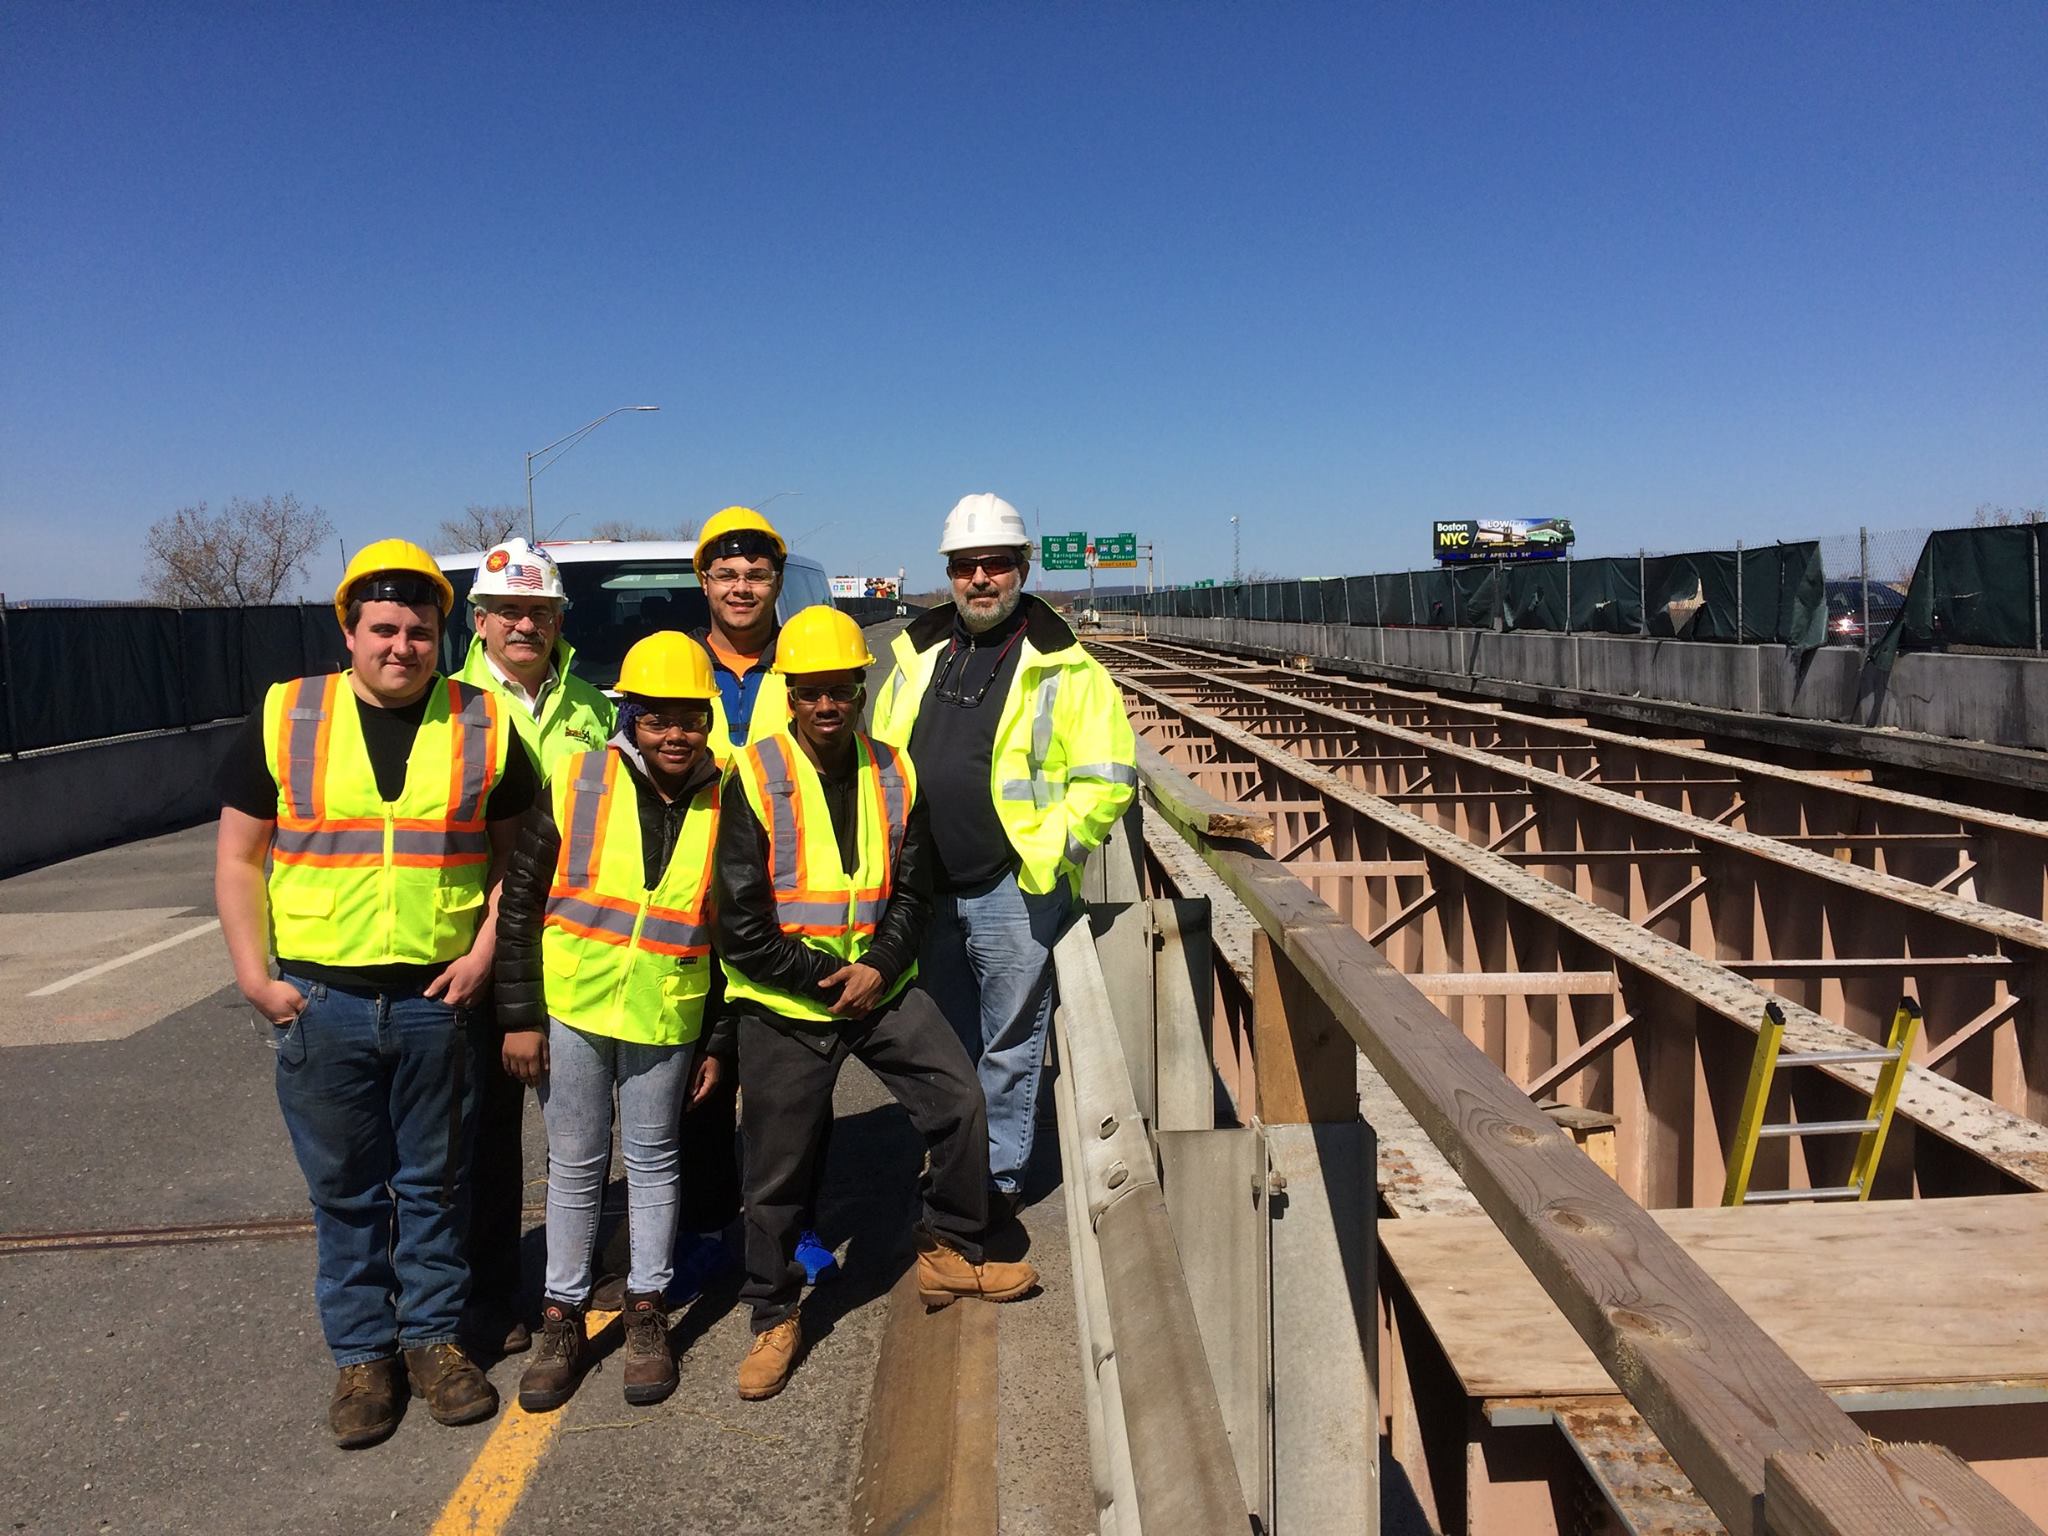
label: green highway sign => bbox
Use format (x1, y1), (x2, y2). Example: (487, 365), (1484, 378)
(1093, 532), (1138, 568)
(1194, 578), (1215, 588)
(1041, 531), (1087, 571)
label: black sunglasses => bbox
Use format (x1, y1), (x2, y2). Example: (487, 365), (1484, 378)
(947, 553), (1022, 579)
(789, 683), (862, 705)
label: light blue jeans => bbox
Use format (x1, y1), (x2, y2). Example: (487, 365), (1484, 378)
(536, 1019), (689, 1303)
(920, 871), (1074, 1194)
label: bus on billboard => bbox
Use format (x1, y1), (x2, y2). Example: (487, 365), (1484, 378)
(1432, 518), (1575, 562)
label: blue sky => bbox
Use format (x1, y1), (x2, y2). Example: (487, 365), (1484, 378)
(4, 2), (2043, 600)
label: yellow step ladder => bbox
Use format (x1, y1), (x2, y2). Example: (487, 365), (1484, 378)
(1721, 997), (1920, 1207)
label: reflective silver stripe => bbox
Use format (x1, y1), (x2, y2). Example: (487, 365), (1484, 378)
(1064, 832), (1092, 868)
(546, 893), (636, 939)
(283, 676), (326, 819)
(400, 828), (489, 858)
(1065, 761), (1138, 786)
(879, 664), (905, 713)
(1030, 676), (1061, 764)
(752, 738), (801, 897)
(638, 912), (711, 951)
(561, 758), (608, 889)
(851, 896), (888, 928)
(775, 898), (854, 930)
(274, 826), (383, 857)
(449, 682), (494, 824)
(872, 739), (909, 867)
(1000, 778), (1065, 808)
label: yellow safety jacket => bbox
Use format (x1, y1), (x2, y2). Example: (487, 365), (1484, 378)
(871, 602), (1137, 895)
(720, 731), (917, 1025)
(457, 635), (614, 780)
(542, 747), (720, 1045)
(262, 672), (511, 966)
(699, 631), (789, 767)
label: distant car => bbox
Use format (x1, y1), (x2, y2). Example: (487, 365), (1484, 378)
(437, 538), (834, 690)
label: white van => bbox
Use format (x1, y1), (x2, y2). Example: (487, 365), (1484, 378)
(437, 539), (835, 690)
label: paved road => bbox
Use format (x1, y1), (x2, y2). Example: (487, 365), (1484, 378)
(1, 742), (1092, 1534)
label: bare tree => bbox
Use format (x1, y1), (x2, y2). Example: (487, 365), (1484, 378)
(435, 503), (525, 553)
(142, 494), (334, 605)
(587, 517), (699, 542)
(1972, 502), (2046, 527)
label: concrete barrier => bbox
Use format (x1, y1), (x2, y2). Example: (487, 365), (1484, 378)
(1138, 616), (2048, 753)
(0, 722), (237, 874)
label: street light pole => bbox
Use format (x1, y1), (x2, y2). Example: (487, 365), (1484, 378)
(1230, 515), (1241, 584)
(524, 405), (661, 541)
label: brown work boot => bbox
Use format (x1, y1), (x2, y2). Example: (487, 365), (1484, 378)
(620, 1291), (677, 1406)
(328, 1358), (403, 1449)
(736, 1313), (802, 1401)
(516, 1301), (588, 1413)
(403, 1341), (499, 1426)
(915, 1236), (1040, 1309)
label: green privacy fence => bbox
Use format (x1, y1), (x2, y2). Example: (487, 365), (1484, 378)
(1104, 523), (2046, 664)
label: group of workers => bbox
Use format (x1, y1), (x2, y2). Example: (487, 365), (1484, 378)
(213, 494), (1138, 1448)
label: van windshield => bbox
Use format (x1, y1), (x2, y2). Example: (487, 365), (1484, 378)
(445, 560), (712, 689)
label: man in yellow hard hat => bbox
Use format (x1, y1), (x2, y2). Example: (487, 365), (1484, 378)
(872, 494), (1137, 1223)
(214, 538), (540, 1449)
(690, 505), (791, 763)
(716, 605), (1038, 1403)
(491, 632), (727, 1414)
(452, 536), (615, 1354)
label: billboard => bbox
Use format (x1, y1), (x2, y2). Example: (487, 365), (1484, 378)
(1433, 518), (1575, 563)
(831, 575), (900, 599)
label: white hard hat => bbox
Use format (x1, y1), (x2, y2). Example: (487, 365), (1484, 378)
(468, 538), (569, 605)
(938, 493), (1032, 556)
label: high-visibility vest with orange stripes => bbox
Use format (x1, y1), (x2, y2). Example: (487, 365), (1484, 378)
(541, 748), (720, 1045)
(261, 672), (510, 967)
(721, 731), (917, 1025)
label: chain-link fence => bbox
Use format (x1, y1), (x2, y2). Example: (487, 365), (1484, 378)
(1103, 521), (2048, 663)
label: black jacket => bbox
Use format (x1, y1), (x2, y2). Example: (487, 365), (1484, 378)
(713, 731), (933, 1033)
(494, 736), (724, 1041)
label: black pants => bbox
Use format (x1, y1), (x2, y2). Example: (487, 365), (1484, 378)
(737, 985), (989, 1331)
(463, 1009), (527, 1313)
(676, 1041), (741, 1234)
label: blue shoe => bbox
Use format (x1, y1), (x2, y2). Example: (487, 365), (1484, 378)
(795, 1230), (839, 1286)
(666, 1230), (736, 1308)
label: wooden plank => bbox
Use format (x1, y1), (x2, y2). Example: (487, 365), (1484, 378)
(1409, 970), (1615, 997)
(1377, 1194), (2048, 1399)
(849, 1269), (999, 1536)
(1252, 928), (1358, 1125)
(1134, 737), (1275, 846)
(1763, 1442), (2038, 1536)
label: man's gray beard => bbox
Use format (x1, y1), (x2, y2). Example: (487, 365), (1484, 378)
(954, 583), (1024, 634)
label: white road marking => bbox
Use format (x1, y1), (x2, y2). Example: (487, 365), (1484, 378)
(27, 917), (223, 997)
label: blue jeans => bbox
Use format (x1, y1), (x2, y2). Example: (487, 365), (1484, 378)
(537, 1019), (689, 1303)
(273, 978), (477, 1367)
(920, 872), (1073, 1194)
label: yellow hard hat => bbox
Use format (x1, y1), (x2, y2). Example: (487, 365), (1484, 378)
(694, 506), (788, 572)
(334, 538), (455, 629)
(773, 605), (873, 674)
(616, 631), (716, 700)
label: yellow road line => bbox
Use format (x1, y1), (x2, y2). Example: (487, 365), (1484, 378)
(428, 1309), (617, 1536)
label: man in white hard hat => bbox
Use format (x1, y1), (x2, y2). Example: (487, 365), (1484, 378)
(872, 494), (1137, 1221)
(455, 537), (616, 1353)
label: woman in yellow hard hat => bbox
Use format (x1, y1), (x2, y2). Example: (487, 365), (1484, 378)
(491, 631), (728, 1414)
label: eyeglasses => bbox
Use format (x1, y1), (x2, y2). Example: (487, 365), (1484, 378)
(788, 683), (862, 705)
(705, 568), (777, 588)
(635, 708), (711, 734)
(947, 554), (1022, 580)
(485, 606), (556, 626)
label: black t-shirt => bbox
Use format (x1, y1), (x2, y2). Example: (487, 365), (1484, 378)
(907, 610), (1029, 894)
(217, 677), (538, 990)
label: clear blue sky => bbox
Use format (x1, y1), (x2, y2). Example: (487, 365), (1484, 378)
(4, 3), (2043, 600)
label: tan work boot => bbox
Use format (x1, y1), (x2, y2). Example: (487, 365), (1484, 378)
(329, 1358), (403, 1449)
(404, 1341), (499, 1426)
(620, 1291), (677, 1406)
(736, 1313), (802, 1401)
(915, 1237), (1040, 1309)
(516, 1301), (588, 1413)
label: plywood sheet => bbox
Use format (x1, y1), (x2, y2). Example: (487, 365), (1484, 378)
(1380, 1194), (2048, 1399)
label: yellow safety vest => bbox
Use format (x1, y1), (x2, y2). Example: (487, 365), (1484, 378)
(706, 668), (789, 767)
(720, 731), (917, 1025)
(871, 614), (1137, 896)
(542, 748), (720, 1045)
(457, 635), (614, 779)
(262, 673), (510, 966)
